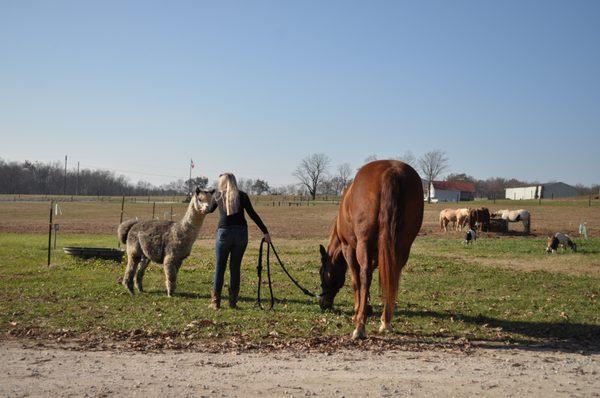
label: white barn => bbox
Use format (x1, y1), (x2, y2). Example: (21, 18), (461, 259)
(505, 182), (579, 200)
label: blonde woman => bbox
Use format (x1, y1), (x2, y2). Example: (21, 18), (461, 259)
(207, 173), (270, 309)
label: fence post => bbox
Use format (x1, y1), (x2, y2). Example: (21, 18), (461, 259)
(47, 200), (53, 267)
(152, 202), (156, 219)
(590, 194), (592, 207)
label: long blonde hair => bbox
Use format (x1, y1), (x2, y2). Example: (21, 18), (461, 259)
(218, 173), (240, 215)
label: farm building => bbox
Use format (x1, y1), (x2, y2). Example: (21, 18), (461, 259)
(423, 180), (476, 202)
(505, 182), (579, 200)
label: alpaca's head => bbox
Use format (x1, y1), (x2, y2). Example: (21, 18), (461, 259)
(192, 187), (215, 214)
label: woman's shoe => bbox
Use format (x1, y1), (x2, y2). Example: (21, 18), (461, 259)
(228, 288), (238, 309)
(210, 290), (221, 310)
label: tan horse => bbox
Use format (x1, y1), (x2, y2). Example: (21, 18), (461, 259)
(455, 208), (470, 230)
(319, 160), (423, 339)
(439, 208), (458, 232)
(492, 209), (531, 234)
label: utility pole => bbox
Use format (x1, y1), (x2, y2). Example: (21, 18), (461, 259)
(76, 161), (80, 196)
(189, 159), (193, 196)
(63, 155), (68, 196)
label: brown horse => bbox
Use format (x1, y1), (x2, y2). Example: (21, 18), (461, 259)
(319, 160), (424, 339)
(468, 207), (491, 232)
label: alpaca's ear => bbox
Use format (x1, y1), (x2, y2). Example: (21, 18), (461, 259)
(195, 187), (200, 195)
(319, 244), (327, 258)
(208, 189), (216, 195)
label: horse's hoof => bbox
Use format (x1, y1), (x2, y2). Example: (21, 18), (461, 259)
(351, 328), (366, 340)
(123, 283), (135, 296)
(379, 323), (392, 333)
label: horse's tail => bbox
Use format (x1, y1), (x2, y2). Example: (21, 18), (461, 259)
(118, 219), (138, 245)
(378, 167), (404, 314)
(439, 211), (444, 230)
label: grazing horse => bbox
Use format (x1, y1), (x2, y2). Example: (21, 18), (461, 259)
(439, 208), (458, 232)
(469, 207), (491, 232)
(455, 208), (470, 230)
(492, 209), (531, 234)
(318, 160), (424, 339)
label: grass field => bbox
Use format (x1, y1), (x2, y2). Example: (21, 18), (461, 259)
(1, 223), (598, 350)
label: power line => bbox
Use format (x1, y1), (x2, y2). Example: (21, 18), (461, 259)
(78, 163), (188, 179)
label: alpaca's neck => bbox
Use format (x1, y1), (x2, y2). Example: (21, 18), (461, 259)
(179, 201), (206, 238)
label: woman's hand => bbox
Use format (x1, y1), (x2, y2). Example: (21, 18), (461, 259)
(263, 233), (272, 244)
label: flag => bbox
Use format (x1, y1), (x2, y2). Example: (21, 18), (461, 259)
(190, 159), (195, 169)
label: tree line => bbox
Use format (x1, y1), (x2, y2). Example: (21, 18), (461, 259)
(292, 152), (599, 200)
(0, 158), (205, 196)
(1, 156), (596, 199)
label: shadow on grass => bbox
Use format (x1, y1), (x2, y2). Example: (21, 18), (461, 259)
(329, 306), (600, 352)
(404, 309), (599, 352)
(144, 290), (315, 306)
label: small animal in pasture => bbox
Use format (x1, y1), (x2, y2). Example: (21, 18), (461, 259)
(546, 232), (577, 253)
(455, 208), (470, 230)
(319, 160), (423, 339)
(463, 228), (477, 244)
(492, 209), (531, 234)
(439, 208), (458, 232)
(118, 188), (215, 297)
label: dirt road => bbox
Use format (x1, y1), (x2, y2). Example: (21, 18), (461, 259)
(1, 342), (598, 397)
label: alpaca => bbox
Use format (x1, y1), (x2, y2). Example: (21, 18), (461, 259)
(117, 188), (215, 297)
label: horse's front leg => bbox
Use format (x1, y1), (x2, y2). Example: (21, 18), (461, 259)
(352, 240), (372, 340)
(342, 246), (360, 321)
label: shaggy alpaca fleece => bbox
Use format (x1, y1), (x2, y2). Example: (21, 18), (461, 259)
(118, 188), (214, 297)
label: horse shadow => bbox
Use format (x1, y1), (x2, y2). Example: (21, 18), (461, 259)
(378, 308), (599, 352)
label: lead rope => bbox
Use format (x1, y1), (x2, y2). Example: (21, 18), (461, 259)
(255, 237), (318, 310)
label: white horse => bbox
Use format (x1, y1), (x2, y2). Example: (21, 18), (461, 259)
(493, 209), (531, 234)
(455, 208), (470, 230)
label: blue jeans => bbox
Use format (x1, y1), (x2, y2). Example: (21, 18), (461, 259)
(213, 226), (248, 296)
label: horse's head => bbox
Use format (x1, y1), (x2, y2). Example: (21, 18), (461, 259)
(546, 236), (559, 253)
(318, 244), (347, 310)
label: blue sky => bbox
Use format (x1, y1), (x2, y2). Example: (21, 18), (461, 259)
(1, 1), (599, 186)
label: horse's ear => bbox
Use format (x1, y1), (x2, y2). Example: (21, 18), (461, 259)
(319, 244), (327, 258)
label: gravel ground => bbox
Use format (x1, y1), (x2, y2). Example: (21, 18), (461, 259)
(1, 341), (598, 397)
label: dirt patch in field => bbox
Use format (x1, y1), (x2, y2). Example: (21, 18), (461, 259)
(437, 250), (600, 277)
(471, 256), (600, 277)
(1, 200), (599, 239)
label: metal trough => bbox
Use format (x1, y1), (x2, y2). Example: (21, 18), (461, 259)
(63, 247), (125, 262)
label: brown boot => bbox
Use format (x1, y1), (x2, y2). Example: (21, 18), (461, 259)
(228, 288), (238, 309)
(210, 290), (221, 310)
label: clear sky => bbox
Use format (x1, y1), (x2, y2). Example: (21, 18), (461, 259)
(1, 1), (599, 186)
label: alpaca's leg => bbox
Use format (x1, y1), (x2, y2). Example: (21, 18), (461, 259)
(134, 257), (150, 293)
(163, 257), (181, 297)
(123, 252), (140, 296)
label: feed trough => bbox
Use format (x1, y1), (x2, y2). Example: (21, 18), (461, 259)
(63, 247), (125, 262)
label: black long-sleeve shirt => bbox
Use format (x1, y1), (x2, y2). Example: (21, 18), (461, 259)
(208, 191), (268, 234)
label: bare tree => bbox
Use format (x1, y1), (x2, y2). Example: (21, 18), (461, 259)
(419, 150), (449, 203)
(395, 151), (416, 168)
(336, 163), (352, 194)
(293, 153), (331, 200)
(364, 154), (378, 164)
